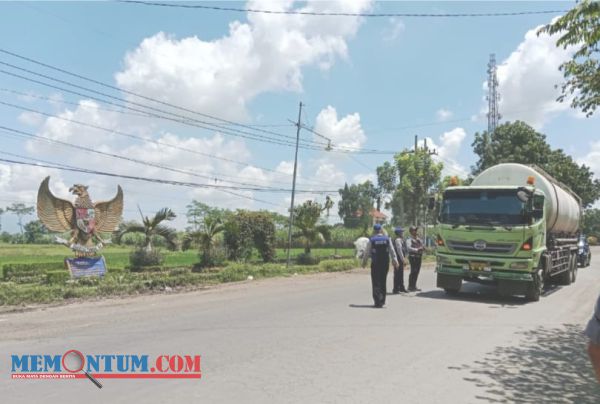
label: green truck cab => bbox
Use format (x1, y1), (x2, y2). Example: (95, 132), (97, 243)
(434, 164), (581, 301)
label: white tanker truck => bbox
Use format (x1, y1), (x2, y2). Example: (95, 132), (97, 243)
(434, 163), (582, 301)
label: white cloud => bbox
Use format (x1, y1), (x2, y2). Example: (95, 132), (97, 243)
(17, 111), (44, 127)
(313, 105), (367, 150)
(353, 173), (376, 184)
(489, 20), (576, 129)
(315, 162), (345, 185)
(115, 0), (373, 121)
(436, 108), (453, 122)
(578, 141), (600, 180)
(382, 17), (405, 41)
(421, 128), (468, 178)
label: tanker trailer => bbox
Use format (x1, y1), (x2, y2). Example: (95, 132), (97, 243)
(434, 163), (582, 301)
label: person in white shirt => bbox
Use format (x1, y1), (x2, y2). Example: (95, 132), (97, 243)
(405, 226), (424, 292)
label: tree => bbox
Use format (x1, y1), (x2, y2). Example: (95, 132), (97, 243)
(183, 216), (224, 266)
(376, 149), (443, 226)
(185, 200), (230, 231)
(0, 207), (4, 231)
(583, 209), (600, 237)
(376, 161), (397, 210)
(337, 181), (377, 229)
(24, 220), (49, 244)
(471, 121), (600, 207)
(6, 203), (35, 236)
(223, 211), (276, 262)
(292, 200), (331, 254)
(116, 207), (178, 252)
(539, 0), (600, 117)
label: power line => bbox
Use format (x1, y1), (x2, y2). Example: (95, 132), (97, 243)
(0, 126), (338, 194)
(0, 99), (335, 188)
(120, 1), (567, 18)
(0, 50), (398, 154)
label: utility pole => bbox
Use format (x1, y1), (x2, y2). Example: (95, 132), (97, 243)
(487, 53), (501, 134)
(413, 135), (437, 246)
(286, 102), (303, 268)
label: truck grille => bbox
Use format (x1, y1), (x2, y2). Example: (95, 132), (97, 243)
(447, 240), (516, 254)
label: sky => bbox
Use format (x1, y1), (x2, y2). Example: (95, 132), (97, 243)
(0, 0), (599, 233)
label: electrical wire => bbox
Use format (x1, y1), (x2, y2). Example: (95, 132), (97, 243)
(120, 1), (567, 18)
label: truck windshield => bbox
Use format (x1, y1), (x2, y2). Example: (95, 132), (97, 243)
(440, 190), (527, 225)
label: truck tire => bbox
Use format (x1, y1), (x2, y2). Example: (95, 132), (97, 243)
(526, 270), (543, 302)
(571, 255), (578, 283)
(444, 287), (461, 295)
(557, 262), (572, 286)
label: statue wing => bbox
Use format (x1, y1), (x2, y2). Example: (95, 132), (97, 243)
(37, 176), (74, 232)
(94, 185), (123, 232)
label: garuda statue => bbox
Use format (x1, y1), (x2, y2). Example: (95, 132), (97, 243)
(37, 176), (124, 256)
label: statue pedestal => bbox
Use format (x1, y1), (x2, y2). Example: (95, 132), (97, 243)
(65, 256), (107, 278)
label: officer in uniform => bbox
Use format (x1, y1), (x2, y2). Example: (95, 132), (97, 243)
(406, 225), (425, 292)
(585, 294), (600, 383)
(392, 227), (408, 294)
(362, 224), (399, 308)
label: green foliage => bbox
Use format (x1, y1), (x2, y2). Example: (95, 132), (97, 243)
(223, 211), (276, 262)
(296, 252), (320, 265)
(471, 121), (600, 206)
(129, 248), (164, 269)
(183, 216), (225, 267)
(24, 220), (51, 244)
(2, 262), (65, 283)
(116, 207), (178, 252)
(292, 200), (332, 253)
(377, 148), (443, 226)
(539, 0), (600, 117)
(583, 209), (600, 237)
(337, 181), (377, 229)
(318, 258), (359, 272)
(185, 200), (232, 231)
(45, 270), (70, 285)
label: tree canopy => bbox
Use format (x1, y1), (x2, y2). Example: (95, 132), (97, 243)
(337, 181), (377, 229)
(471, 121), (600, 207)
(539, 0), (600, 117)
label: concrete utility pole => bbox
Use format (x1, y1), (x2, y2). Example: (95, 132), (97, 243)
(487, 53), (501, 134)
(286, 102), (303, 268)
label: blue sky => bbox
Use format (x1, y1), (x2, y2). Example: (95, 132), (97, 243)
(0, 1), (598, 233)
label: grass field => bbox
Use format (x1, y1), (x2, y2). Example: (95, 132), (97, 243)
(0, 244), (355, 269)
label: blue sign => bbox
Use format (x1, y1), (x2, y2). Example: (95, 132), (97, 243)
(65, 256), (107, 278)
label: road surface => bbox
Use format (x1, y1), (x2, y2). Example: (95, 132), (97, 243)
(2, 247), (600, 403)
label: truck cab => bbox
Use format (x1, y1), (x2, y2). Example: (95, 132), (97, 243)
(435, 185), (549, 300)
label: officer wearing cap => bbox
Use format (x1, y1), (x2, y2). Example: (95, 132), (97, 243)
(585, 294), (600, 383)
(406, 225), (425, 292)
(392, 227), (408, 293)
(361, 223), (399, 308)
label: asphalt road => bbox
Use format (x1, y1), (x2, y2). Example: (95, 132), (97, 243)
(2, 247), (600, 403)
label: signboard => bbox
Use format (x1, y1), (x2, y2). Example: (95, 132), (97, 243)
(65, 256), (107, 278)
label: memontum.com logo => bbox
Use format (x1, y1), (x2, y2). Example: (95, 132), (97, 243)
(11, 350), (201, 388)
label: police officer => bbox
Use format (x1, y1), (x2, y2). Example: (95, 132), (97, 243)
(406, 225), (424, 292)
(585, 293), (600, 383)
(362, 223), (399, 308)
(392, 227), (408, 294)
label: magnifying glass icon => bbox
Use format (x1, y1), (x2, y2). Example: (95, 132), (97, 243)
(62, 349), (103, 389)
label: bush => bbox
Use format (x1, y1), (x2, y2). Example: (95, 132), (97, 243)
(45, 271), (71, 285)
(588, 236), (598, 246)
(318, 259), (358, 272)
(2, 262), (65, 283)
(129, 248), (164, 268)
(296, 253), (320, 265)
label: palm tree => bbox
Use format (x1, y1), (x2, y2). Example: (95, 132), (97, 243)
(182, 216), (224, 266)
(292, 200), (331, 254)
(116, 207), (178, 252)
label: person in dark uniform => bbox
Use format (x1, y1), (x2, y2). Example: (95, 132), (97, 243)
(406, 225), (424, 292)
(361, 224), (399, 307)
(392, 227), (408, 294)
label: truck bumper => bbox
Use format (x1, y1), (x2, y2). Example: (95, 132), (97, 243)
(436, 265), (534, 282)
(435, 252), (535, 282)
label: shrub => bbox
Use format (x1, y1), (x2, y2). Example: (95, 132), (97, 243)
(2, 262), (65, 283)
(45, 271), (71, 285)
(296, 253), (320, 265)
(319, 259), (358, 272)
(588, 236), (598, 246)
(223, 211), (276, 262)
(129, 248), (164, 268)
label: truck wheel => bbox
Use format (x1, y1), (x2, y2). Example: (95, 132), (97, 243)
(571, 256), (578, 283)
(526, 270), (543, 302)
(558, 263), (572, 285)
